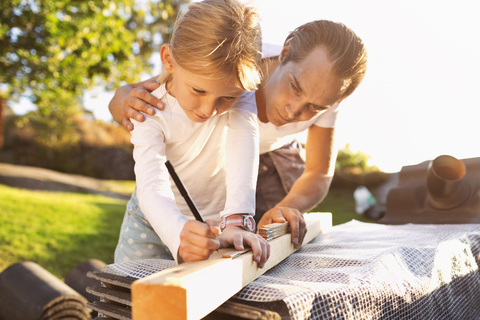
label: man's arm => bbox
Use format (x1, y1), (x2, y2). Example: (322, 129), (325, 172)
(108, 76), (162, 130)
(276, 125), (335, 212)
(257, 125), (336, 247)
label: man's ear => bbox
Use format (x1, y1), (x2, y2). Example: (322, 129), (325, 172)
(160, 44), (175, 73)
(278, 41), (291, 63)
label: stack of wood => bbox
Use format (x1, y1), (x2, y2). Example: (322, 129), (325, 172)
(86, 270), (280, 320)
(86, 271), (134, 320)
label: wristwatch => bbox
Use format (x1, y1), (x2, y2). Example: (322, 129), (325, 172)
(220, 215), (256, 232)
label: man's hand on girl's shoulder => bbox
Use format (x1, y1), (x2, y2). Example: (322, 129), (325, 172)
(118, 77), (164, 130)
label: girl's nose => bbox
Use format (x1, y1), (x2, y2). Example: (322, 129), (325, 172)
(200, 102), (217, 118)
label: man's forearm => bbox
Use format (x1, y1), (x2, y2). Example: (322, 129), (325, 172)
(275, 171), (333, 213)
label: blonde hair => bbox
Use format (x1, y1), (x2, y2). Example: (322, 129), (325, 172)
(283, 20), (367, 101)
(158, 0), (262, 91)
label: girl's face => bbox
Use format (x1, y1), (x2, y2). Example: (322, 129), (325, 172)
(161, 45), (244, 123)
(265, 45), (346, 126)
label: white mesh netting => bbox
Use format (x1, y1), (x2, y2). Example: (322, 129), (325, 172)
(104, 220), (480, 319)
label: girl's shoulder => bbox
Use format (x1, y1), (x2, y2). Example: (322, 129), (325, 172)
(232, 90), (257, 115)
(151, 84), (168, 102)
(147, 85), (201, 141)
(151, 85), (183, 119)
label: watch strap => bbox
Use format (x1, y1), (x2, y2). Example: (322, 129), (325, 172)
(220, 215), (256, 232)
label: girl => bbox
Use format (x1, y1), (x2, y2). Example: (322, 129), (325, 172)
(114, 0), (270, 267)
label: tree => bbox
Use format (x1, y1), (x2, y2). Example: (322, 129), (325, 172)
(0, 0), (189, 148)
(336, 144), (375, 173)
(0, 96), (5, 149)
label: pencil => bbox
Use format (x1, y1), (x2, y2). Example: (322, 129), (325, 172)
(164, 160), (205, 223)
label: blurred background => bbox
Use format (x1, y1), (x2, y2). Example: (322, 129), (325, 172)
(1, 0), (479, 291)
(2, 0), (479, 177)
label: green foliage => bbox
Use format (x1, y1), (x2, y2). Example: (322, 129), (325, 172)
(334, 144), (389, 187)
(336, 143), (378, 173)
(0, 0), (189, 146)
(2, 0), (134, 98)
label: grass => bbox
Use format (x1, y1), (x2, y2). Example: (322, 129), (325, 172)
(0, 181), (373, 280)
(0, 183), (132, 279)
(102, 179), (137, 194)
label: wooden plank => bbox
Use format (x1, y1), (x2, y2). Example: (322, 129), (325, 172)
(131, 212), (332, 320)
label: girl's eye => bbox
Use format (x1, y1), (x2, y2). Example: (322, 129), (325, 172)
(223, 96), (237, 101)
(193, 88), (205, 94)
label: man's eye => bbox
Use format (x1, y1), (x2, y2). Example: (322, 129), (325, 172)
(290, 81), (300, 93)
(310, 104), (328, 112)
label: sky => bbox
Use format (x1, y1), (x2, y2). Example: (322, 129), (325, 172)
(253, 0), (480, 172)
(12, 0), (480, 173)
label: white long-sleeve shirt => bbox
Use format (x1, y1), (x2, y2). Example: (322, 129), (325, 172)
(131, 84), (259, 260)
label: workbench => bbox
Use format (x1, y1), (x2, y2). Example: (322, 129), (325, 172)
(92, 220), (480, 319)
(229, 220), (480, 319)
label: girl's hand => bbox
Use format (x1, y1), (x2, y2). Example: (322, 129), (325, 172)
(218, 227), (271, 268)
(178, 220), (221, 262)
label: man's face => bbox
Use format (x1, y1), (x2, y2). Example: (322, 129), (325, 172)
(265, 45), (346, 126)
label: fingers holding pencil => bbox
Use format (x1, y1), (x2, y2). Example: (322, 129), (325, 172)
(179, 220), (220, 261)
(165, 160), (223, 262)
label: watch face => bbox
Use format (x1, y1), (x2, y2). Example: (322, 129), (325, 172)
(245, 216), (256, 232)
